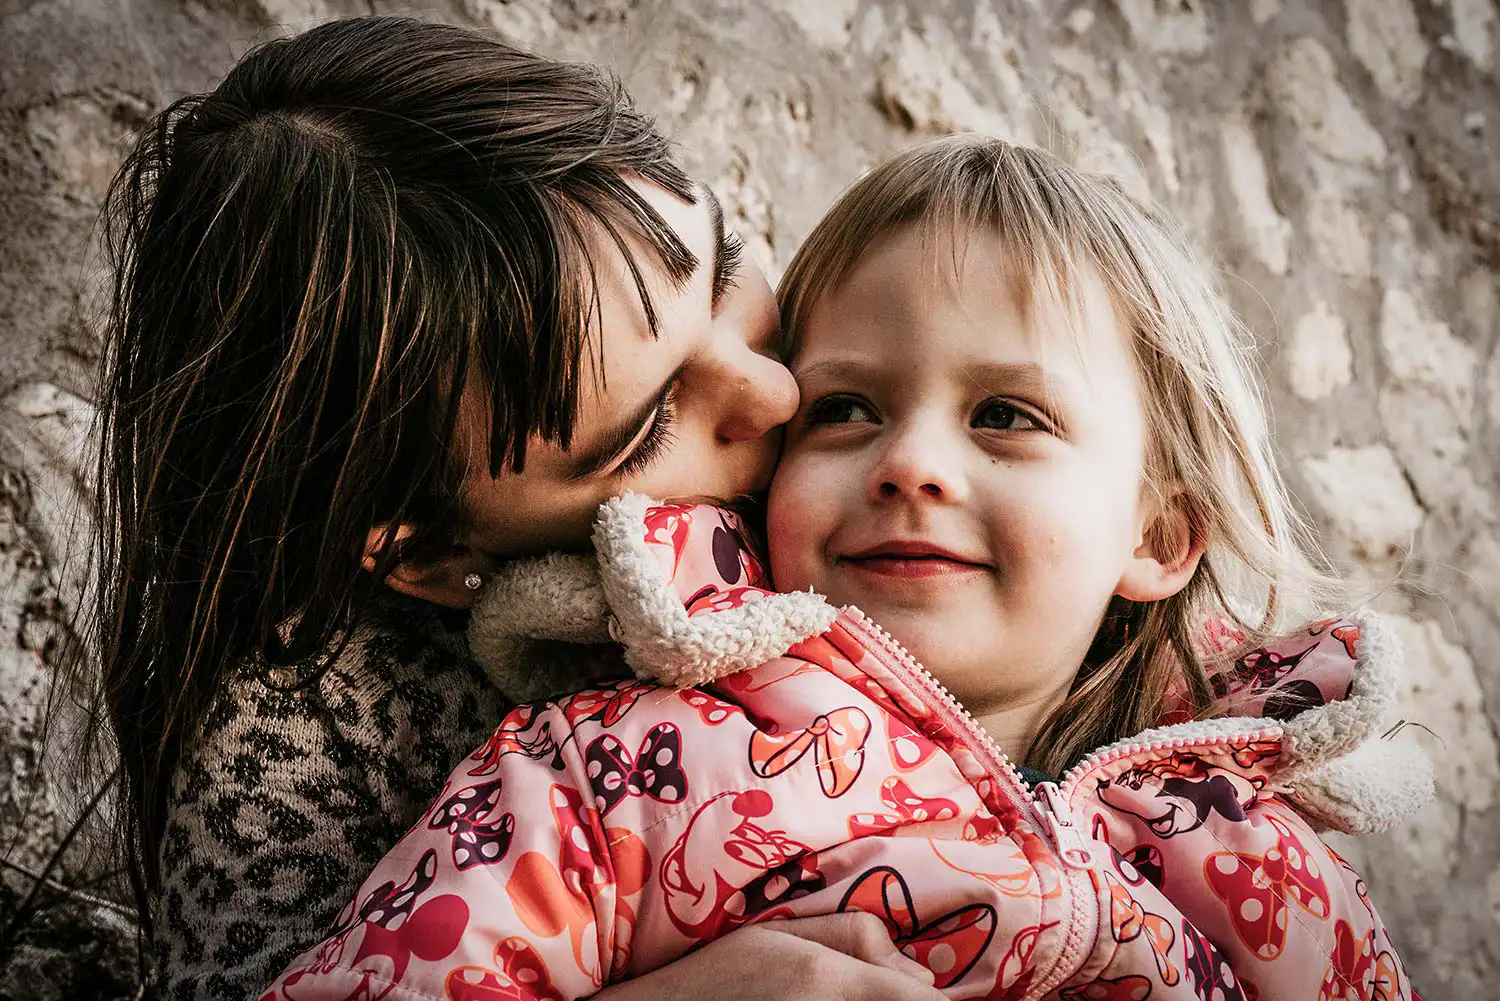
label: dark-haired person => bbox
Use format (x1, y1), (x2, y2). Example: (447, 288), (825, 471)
(89, 16), (943, 1001)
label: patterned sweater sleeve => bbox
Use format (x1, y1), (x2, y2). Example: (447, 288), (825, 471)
(154, 600), (511, 1001)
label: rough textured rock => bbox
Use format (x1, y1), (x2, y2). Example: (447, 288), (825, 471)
(2, 0), (1497, 995)
(1288, 300), (1355, 400)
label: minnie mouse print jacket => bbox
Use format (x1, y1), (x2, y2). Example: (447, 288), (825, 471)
(261, 493), (1432, 1001)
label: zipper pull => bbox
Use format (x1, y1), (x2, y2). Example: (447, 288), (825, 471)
(1034, 781), (1094, 870)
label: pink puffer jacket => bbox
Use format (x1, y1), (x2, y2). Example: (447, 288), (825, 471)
(261, 496), (1431, 1001)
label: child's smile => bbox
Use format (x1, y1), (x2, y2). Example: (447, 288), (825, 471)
(767, 223), (1189, 757)
(836, 538), (995, 582)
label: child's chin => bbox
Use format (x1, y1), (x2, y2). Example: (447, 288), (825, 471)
(859, 605), (972, 669)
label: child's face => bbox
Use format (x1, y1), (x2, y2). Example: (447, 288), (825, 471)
(767, 225), (1162, 718)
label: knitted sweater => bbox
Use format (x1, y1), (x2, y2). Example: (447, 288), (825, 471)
(154, 592), (513, 1001)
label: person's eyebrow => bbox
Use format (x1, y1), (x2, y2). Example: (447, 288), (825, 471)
(795, 357), (1051, 395)
(959, 360), (1051, 396)
(564, 371), (682, 482)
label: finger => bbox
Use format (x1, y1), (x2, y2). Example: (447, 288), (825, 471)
(766, 913), (937, 984)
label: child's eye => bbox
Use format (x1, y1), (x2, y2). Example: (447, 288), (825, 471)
(804, 394), (878, 427)
(973, 398), (1043, 432)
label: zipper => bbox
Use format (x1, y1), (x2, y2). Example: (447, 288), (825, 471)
(838, 608), (1289, 997)
(1033, 780), (1095, 869)
(838, 608), (1098, 1000)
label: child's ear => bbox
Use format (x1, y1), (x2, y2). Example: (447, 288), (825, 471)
(362, 524), (493, 609)
(1115, 488), (1205, 603)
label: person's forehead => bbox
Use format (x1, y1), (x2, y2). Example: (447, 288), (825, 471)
(799, 242), (1135, 394)
(572, 187), (707, 381)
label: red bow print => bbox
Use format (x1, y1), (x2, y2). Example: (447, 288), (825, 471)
(286, 851), (468, 1001)
(1102, 869), (1180, 985)
(585, 723), (688, 817)
(1182, 917), (1257, 1001)
(1059, 975), (1153, 1001)
(1209, 644), (1317, 699)
(662, 789), (815, 940)
(1320, 919), (1402, 1001)
(1331, 624), (1360, 660)
(560, 680), (653, 730)
(749, 706), (871, 798)
(506, 785), (625, 986)
(687, 583), (776, 617)
(848, 776), (961, 838)
(839, 866), (996, 989)
(469, 704), (558, 776)
(1205, 806), (1332, 960)
(1228, 738), (1281, 770)
(678, 688), (740, 726)
(887, 714), (940, 772)
(446, 937), (564, 1001)
(642, 503), (695, 580)
(1198, 616), (1249, 658)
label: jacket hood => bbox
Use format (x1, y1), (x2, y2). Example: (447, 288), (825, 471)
(1108, 608), (1432, 835)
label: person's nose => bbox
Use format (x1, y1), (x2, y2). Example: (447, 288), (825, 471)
(868, 418), (970, 504)
(712, 343), (800, 443)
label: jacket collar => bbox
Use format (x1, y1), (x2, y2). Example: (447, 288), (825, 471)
(469, 496), (1431, 835)
(1069, 609), (1431, 834)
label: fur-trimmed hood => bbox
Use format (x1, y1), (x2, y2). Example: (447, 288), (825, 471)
(469, 494), (1431, 836)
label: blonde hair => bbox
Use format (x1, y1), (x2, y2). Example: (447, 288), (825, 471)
(778, 134), (1350, 775)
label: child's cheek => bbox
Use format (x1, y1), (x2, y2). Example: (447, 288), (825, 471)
(764, 454), (826, 594)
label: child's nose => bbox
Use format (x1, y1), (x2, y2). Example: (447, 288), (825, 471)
(868, 427), (969, 504)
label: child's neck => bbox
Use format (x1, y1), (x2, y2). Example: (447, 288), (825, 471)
(965, 684), (1072, 771)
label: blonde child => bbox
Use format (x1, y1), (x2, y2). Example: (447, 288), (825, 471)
(263, 136), (1430, 1001)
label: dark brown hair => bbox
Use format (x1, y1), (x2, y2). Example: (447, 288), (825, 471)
(90, 15), (699, 931)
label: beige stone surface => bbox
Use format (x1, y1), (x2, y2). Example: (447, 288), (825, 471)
(1306, 194), (1374, 277)
(1449, 0), (1498, 70)
(1389, 613), (1500, 811)
(1302, 444), (1426, 558)
(1267, 36), (1389, 167)
(3, 0), (1498, 995)
(1346, 0), (1430, 107)
(1288, 300), (1354, 400)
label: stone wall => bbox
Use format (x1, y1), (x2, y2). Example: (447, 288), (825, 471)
(1, 0), (1496, 995)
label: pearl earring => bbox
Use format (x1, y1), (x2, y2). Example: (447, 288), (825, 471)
(463, 573), (483, 592)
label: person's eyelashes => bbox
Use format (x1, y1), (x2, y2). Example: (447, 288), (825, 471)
(803, 394), (878, 427)
(712, 232), (744, 308)
(616, 387), (679, 477)
(971, 397), (1046, 432)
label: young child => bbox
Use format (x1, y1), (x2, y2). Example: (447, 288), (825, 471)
(261, 136), (1431, 1001)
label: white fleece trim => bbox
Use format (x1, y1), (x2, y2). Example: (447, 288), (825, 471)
(1278, 608), (1401, 771)
(468, 552), (612, 697)
(1078, 609), (1429, 834)
(593, 493), (838, 687)
(1106, 609), (1403, 773)
(1283, 738), (1434, 835)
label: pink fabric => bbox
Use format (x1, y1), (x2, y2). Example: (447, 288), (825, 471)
(261, 503), (1414, 1001)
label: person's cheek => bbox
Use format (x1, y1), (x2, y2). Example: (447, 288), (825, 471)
(765, 455), (822, 592)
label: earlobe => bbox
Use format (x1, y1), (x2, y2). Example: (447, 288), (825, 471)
(362, 523), (491, 609)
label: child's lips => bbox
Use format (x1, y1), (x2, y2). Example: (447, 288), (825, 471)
(837, 543), (992, 581)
